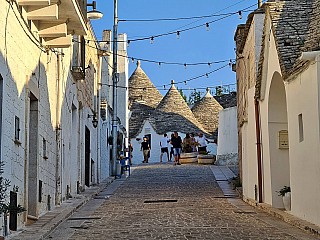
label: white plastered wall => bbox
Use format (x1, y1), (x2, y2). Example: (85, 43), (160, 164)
(286, 60), (320, 226)
(216, 107), (238, 165)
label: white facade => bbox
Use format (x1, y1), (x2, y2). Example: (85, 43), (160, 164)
(239, 10), (320, 227)
(0, 0), (122, 236)
(216, 107), (238, 165)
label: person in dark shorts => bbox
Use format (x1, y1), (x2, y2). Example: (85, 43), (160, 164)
(160, 133), (170, 162)
(140, 137), (150, 163)
(170, 131), (182, 165)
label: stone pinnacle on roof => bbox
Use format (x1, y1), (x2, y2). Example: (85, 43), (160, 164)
(191, 88), (223, 137)
(149, 83), (208, 136)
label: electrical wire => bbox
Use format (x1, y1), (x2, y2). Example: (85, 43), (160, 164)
(119, 10), (253, 22)
(73, 39), (236, 67)
(99, 64), (229, 90)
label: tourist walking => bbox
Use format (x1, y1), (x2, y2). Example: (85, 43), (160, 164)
(170, 131), (182, 165)
(160, 133), (170, 162)
(128, 138), (133, 165)
(140, 137), (150, 163)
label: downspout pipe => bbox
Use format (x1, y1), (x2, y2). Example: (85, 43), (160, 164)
(254, 98), (263, 203)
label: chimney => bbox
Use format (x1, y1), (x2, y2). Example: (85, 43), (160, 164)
(102, 29), (112, 51)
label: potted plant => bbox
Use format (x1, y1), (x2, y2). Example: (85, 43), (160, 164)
(277, 186), (291, 211)
(197, 151), (216, 165)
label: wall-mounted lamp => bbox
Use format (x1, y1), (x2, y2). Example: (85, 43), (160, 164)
(88, 113), (98, 128)
(87, 1), (103, 20)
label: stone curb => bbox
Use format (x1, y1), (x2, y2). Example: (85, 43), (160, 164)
(243, 196), (320, 239)
(41, 177), (115, 239)
(9, 177), (115, 240)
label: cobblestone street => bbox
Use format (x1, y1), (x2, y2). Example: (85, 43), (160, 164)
(49, 163), (317, 239)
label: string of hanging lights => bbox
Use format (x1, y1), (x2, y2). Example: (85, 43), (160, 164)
(73, 39), (236, 68)
(99, 63), (231, 90)
(86, 1), (266, 44)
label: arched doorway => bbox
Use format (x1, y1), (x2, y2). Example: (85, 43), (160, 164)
(268, 72), (290, 208)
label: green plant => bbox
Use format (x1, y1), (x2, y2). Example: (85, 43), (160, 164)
(277, 186), (291, 196)
(199, 151), (211, 155)
(0, 162), (26, 236)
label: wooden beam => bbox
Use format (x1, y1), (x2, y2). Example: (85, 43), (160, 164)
(43, 35), (72, 48)
(39, 23), (67, 38)
(27, 4), (58, 21)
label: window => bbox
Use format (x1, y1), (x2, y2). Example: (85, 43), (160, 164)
(298, 114), (304, 142)
(43, 138), (48, 159)
(39, 180), (43, 202)
(15, 116), (20, 141)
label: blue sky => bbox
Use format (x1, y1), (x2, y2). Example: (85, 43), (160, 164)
(91, 0), (258, 97)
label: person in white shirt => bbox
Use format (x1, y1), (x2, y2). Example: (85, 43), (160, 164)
(197, 132), (209, 152)
(197, 132), (217, 152)
(160, 133), (170, 162)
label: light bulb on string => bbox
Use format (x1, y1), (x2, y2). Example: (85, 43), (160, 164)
(127, 40), (130, 47)
(238, 11), (243, 19)
(150, 37), (154, 44)
(208, 63), (211, 68)
(131, 58), (135, 63)
(206, 73), (209, 78)
(164, 85), (166, 90)
(184, 63), (187, 69)
(184, 81), (187, 85)
(229, 59), (233, 68)
(206, 23), (210, 31)
(177, 31), (180, 39)
(159, 62), (161, 68)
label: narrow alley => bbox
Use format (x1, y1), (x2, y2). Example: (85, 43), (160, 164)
(46, 163), (316, 240)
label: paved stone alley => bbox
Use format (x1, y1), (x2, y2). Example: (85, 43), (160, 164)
(47, 163), (317, 240)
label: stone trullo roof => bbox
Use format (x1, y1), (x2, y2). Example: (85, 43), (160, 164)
(129, 61), (163, 138)
(191, 88), (223, 137)
(149, 81), (209, 137)
(254, 0), (315, 98)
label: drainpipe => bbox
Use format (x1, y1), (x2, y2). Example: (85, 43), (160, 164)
(55, 53), (62, 205)
(24, 75), (29, 223)
(254, 98), (263, 203)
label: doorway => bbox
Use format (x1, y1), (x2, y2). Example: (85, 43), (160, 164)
(9, 191), (17, 231)
(268, 72), (290, 208)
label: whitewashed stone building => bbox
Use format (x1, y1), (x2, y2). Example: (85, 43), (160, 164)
(0, 0), (129, 236)
(235, 0), (320, 228)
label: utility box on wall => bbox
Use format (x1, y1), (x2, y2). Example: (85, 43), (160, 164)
(278, 130), (289, 149)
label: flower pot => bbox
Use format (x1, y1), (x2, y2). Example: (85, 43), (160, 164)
(197, 154), (216, 165)
(283, 192), (291, 211)
(180, 152), (198, 164)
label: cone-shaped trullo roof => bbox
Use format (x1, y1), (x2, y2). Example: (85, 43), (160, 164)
(149, 81), (208, 136)
(191, 87), (223, 137)
(129, 61), (163, 108)
(129, 61), (163, 138)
